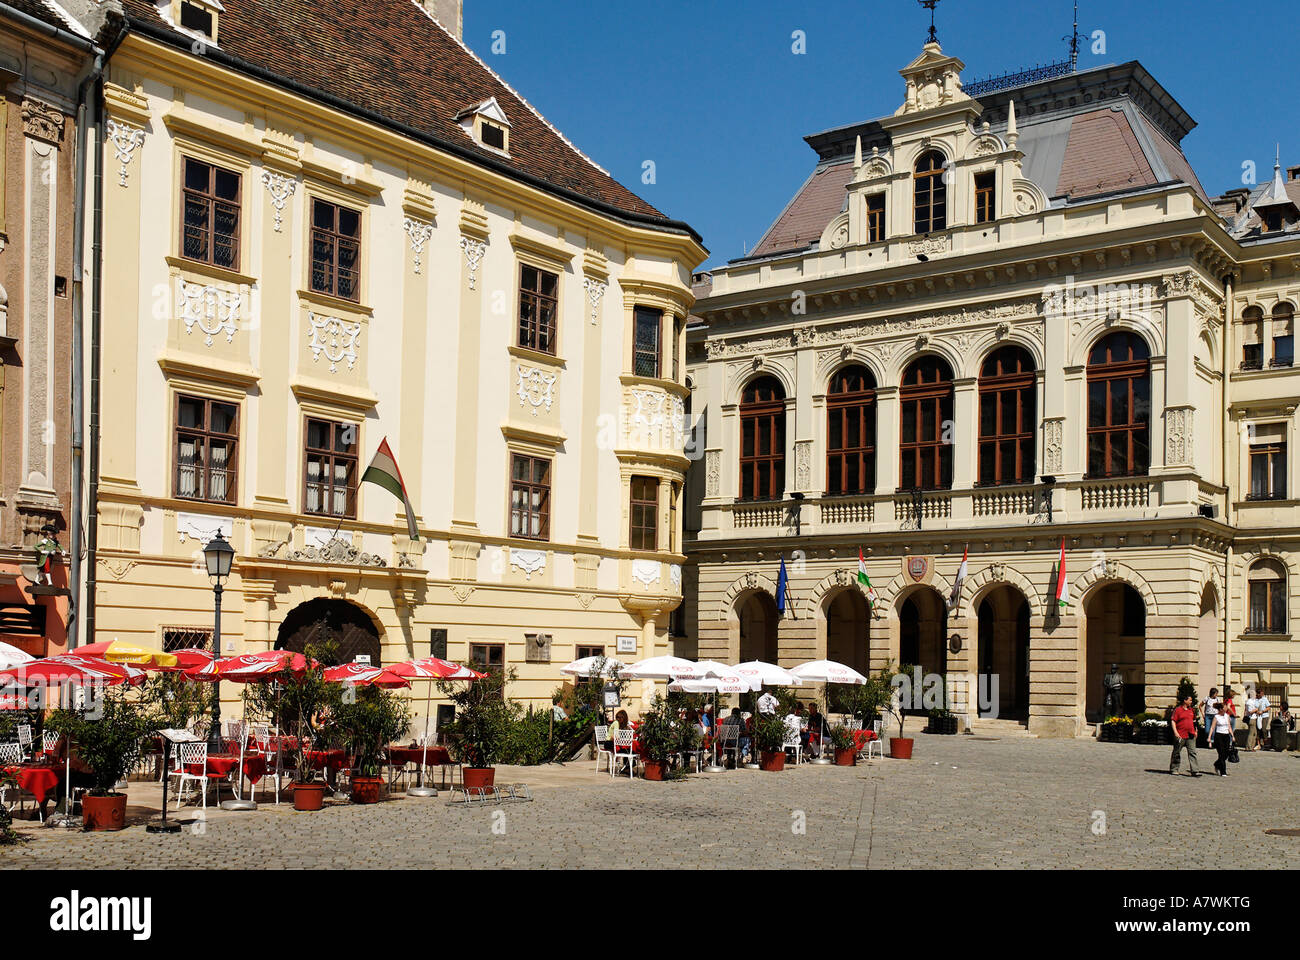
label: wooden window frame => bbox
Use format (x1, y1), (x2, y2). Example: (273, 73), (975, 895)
(509, 453), (551, 541)
(309, 197), (362, 303)
(1241, 306), (1264, 370)
(1086, 333), (1151, 479)
(1247, 563), (1287, 634)
(1248, 441), (1287, 501)
(302, 417), (359, 518)
(629, 475), (659, 551)
(977, 347), (1036, 486)
(174, 393), (239, 504)
(825, 366), (876, 496)
(974, 170), (996, 224)
(1271, 304), (1295, 368)
(866, 193), (886, 243)
(575, 644), (605, 661)
(913, 151), (947, 234)
(469, 643), (506, 672)
(180, 156), (241, 271)
(518, 262), (559, 356)
(899, 358), (954, 491)
(633, 306), (662, 379)
(739, 377), (786, 501)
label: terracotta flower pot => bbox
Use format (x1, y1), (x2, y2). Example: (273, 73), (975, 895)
(81, 793), (127, 832)
(834, 748), (857, 766)
(463, 767), (495, 791)
(889, 737), (914, 760)
(642, 760), (667, 781)
(758, 750), (786, 771)
(350, 775), (384, 804)
(293, 782), (327, 811)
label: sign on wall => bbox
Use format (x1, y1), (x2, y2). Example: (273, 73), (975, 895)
(616, 635), (637, 655)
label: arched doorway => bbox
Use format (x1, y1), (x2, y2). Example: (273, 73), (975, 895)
(825, 588), (870, 676)
(1084, 583), (1146, 720)
(898, 588), (945, 683)
(276, 598), (381, 666)
(1197, 586), (1218, 698)
(737, 591), (779, 663)
(976, 586), (1030, 720)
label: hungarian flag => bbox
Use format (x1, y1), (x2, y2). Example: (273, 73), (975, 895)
(361, 437), (419, 541)
(857, 548), (878, 608)
(948, 545), (968, 611)
(1053, 537), (1070, 609)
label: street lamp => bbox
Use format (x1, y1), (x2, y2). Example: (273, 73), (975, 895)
(911, 487), (925, 532)
(1039, 475), (1056, 523)
(203, 531), (235, 752)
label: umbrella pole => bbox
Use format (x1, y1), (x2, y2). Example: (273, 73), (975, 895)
(811, 684), (833, 764)
(221, 685), (257, 810)
(408, 681), (437, 797)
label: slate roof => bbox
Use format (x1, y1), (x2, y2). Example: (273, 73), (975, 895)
(746, 59), (1206, 260)
(108, 0), (699, 239)
(1, 0), (93, 38)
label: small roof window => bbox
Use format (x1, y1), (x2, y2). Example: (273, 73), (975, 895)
(455, 97), (511, 156)
(174, 0), (222, 42)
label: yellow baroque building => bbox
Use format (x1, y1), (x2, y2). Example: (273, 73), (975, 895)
(86, 0), (705, 720)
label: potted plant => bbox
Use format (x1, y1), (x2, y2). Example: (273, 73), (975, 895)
(754, 711), (788, 771)
(46, 692), (154, 831)
(1099, 715), (1133, 743)
(877, 662), (915, 759)
(636, 696), (678, 781)
(828, 723), (857, 765)
(333, 685), (411, 804)
(926, 707), (959, 735)
(438, 666), (512, 791)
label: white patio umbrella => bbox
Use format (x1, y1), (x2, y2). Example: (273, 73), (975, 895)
(733, 660), (803, 687)
(668, 673), (759, 770)
(622, 656), (709, 680)
(790, 659), (867, 763)
(558, 655), (626, 679)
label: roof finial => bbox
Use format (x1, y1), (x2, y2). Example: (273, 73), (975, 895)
(854, 135), (863, 171)
(918, 0), (940, 45)
(1006, 99), (1018, 148)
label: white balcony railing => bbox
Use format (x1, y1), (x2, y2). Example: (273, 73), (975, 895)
(1079, 477), (1150, 511)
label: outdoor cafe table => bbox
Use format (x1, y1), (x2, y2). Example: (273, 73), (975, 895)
(4, 763), (62, 805)
(385, 744), (455, 789)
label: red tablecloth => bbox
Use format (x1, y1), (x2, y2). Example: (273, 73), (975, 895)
(387, 745), (452, 767)
(301, 749), (347, 772)
(4, 764), (62, 804)
(852, 730), (878, 749)
(184, 755), (241, 778)
(240, 755), (268, 784)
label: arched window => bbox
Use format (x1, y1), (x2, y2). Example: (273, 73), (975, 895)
(739, 376), (785, 500)
(826, 365), (876, 495)
(899, 357), (953, 490)
(1086, 332), (1150, 478)
(1272, 303), (1294, 368)
(913, 150), (947, 234)
(1248, 559), (1287, 634)
(978, 346), (1036, 485)
(1241, 305), (1264, 370)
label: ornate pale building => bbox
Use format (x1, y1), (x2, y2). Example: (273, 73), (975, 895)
(683, 40), (1300, 737)
(84, 0), (704, 715)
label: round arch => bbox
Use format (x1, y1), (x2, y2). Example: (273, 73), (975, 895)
(959, 564), (1043, 620)
(728, 364), (795, 408)
(877, 567), (954, 615)
(716, 572), (779, 622)
(276, 597), (383, 665)
(1069, 319), (1163, 368)
(818, 349), (888, 391)
(1074, 560), (1160, 618)
(885, 346), (964, 387)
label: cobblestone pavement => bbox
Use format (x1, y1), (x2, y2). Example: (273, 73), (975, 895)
(5, 736), (1300, 869)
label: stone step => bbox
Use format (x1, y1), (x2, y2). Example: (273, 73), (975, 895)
(968, 718), (1036, 738)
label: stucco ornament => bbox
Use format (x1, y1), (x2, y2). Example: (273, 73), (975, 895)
(583, 276), (607, 324)
(261, 171), (297, 232)
(307, 312), (361, 372)
(106, 119), (145, 186)
(178, 279), (240, 346)
(516, 363), (557, 416)
(459, 236), (487, 289)
(402, 216), (434, 273)
(510, 548), (547, 580)
(631, 559), (661, 587)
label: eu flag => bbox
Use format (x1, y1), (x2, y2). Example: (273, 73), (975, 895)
(776, 555), (789, 616)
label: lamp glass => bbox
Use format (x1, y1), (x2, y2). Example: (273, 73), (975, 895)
(204, 533), (234, 579)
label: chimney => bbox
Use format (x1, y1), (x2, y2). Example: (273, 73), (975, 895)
(1288, 165), (1300, 183)
(422, 0), (462, 40)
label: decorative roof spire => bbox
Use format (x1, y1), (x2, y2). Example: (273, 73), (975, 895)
(853, 135), (863, 171)
(1006, 99), (1018, 148)
(918, 0), (940, 45)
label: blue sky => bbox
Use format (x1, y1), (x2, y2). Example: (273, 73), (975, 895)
(464, 0), (1298, 269)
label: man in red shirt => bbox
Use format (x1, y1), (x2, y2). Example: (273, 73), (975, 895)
(1169, 695), (1201, 776)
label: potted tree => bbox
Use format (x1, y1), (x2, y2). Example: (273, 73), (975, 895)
(278, 659), (343, 811)
(828, 723), (857, 765)
(438, 666), (512, 791)
(754, 711), (788, 771)
(880, 663), (915, 759)
(636, 696), (677, 781)
(333, 685), (411, 804)
(46, 692), (154, 831)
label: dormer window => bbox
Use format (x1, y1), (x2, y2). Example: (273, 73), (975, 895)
(456, 97), (511, 156)
(974, 171), (996, 224)
(175, 0), (221, 42)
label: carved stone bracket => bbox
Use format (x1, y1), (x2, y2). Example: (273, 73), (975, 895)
(459, 236), (487, 290)
(583, 276), (607, 324)
(106, 119), (145, 186)
(403, 217), (434, 274)
(261, 170), (297, 232)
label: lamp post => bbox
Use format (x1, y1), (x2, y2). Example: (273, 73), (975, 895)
(203, 531), (235, 753)
(1040, 475), (1056, 523)
(911, 487), (924, 532)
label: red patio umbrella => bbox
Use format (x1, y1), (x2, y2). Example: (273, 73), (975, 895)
(0, 654), (147, 688)
(324, 662), (410, 688)
(388, 656), (486, 794)
(184, 650), (318, 682)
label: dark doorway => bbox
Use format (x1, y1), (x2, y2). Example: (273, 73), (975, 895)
(976, 587), (1030, 720)
(276, 598), (381, 666)
(737, 591), (779, 663)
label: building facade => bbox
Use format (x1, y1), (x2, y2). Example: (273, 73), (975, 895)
(87, 0), (704, 717)
(0, 0), (100, 660)
(684, 41), (1300, 737)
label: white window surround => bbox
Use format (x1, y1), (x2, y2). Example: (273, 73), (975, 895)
(455, 97), (511, 156)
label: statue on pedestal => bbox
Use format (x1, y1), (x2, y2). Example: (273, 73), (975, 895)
(1102, 663), (1125, 717)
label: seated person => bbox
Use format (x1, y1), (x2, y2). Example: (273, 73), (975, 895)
(604, 709), (629, 752)
(722, 708), (751, 763)
(44, 735), (96, 818)
(806, 703), (829, 756)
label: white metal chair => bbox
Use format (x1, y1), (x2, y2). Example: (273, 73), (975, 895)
(0, 742), (38, 820)
(844, 719), (862, 732)
(782, 718), (803, 764)
(593, 725), (611, 774)
(611, 729), (637, 779)
(171, 741), (232, 809)
(41, 729), (57, 755)
(716, 723), (742, 767)
(16, 724), (33, 760)
(865, 720), (884, 761)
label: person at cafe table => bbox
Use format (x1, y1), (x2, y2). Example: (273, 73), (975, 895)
(722, 707), (750, 764)
(806, 702), (829, 757)
(44, 734), (96, 819)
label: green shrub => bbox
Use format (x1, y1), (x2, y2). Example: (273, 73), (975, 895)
(46, 692), (156, 796)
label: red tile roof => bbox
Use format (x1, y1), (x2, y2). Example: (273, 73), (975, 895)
(1055, 108), (1157, 199)
(750, 160), (854, 258)
(112, 0), (697, 237)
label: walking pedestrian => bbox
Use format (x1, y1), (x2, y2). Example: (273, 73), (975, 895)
(1222, 689), (1238, 731)
(1201, 688), (1219, 743)
(1211, 706), (1234, 776)
(1169, 695), (1200, 776)
(1252, 688), (1271, 750)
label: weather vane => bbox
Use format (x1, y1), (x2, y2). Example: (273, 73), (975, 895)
(919, 0), (940, 45)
